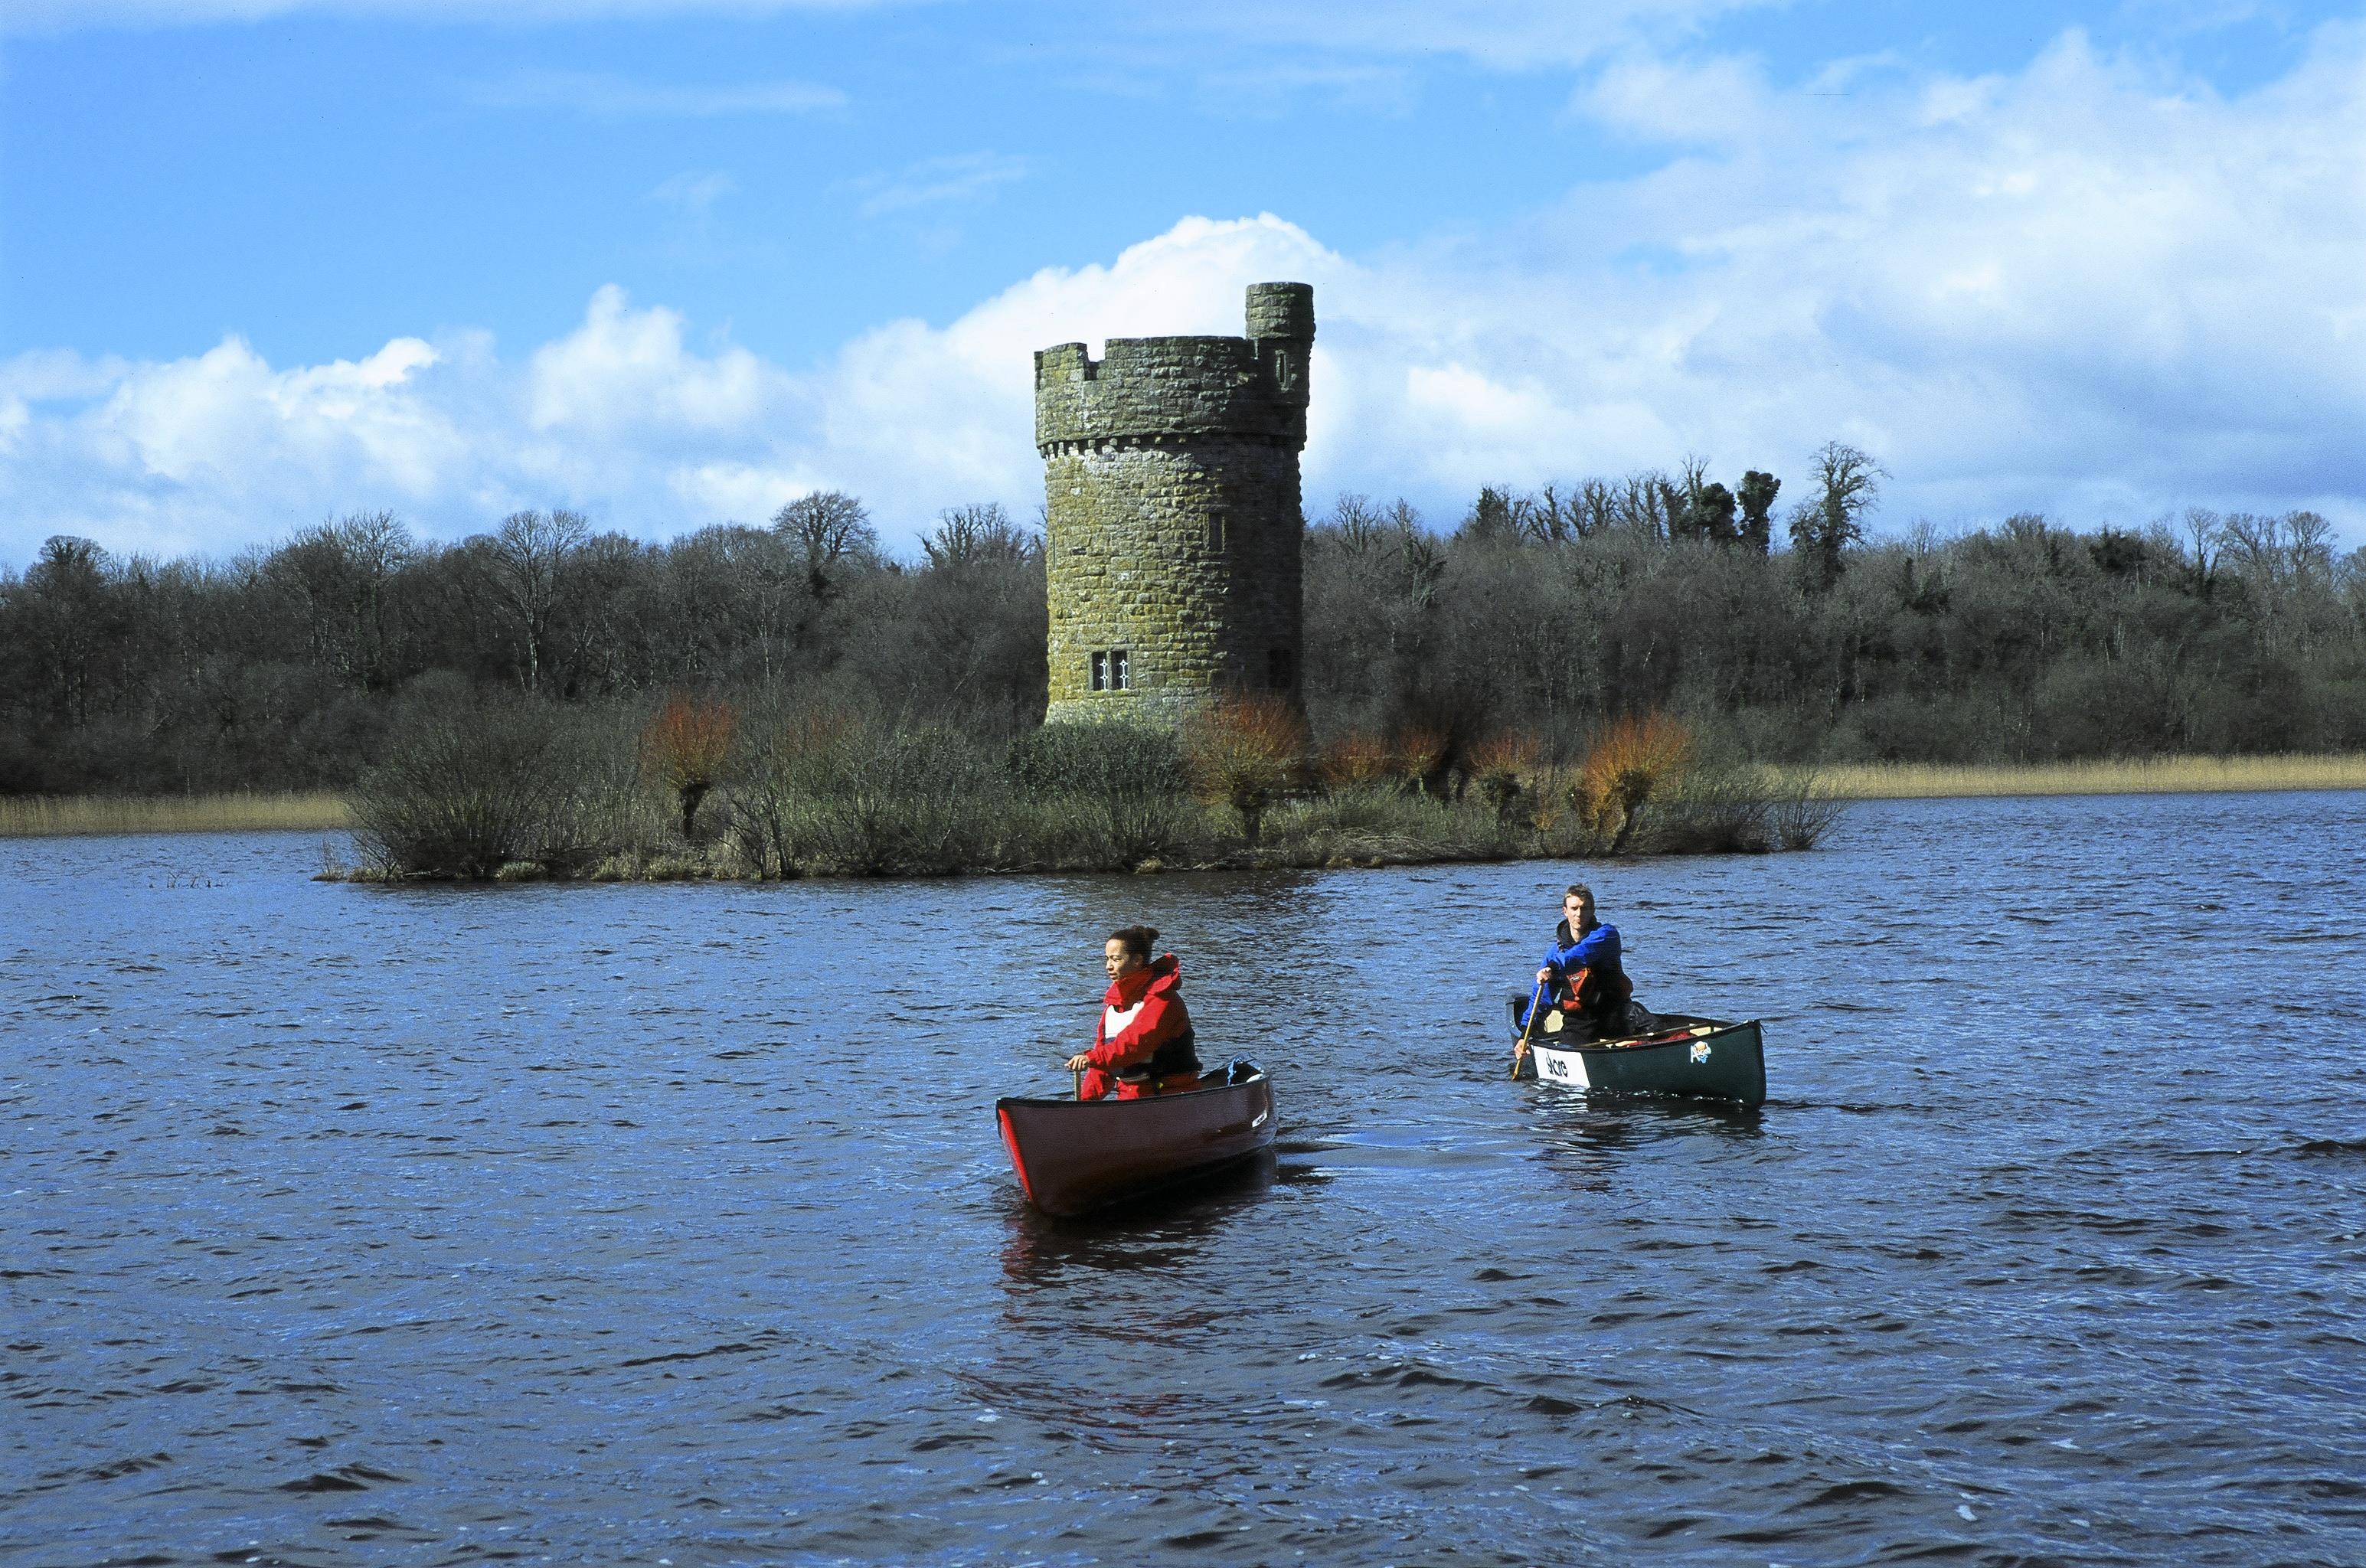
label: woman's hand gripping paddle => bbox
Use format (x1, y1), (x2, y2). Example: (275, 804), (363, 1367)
(1510, 978), (1546, 1079)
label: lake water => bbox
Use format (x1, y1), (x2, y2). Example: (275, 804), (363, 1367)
(5, 793), (2365, 1566)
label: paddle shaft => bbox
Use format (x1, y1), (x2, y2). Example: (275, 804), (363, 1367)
(1510, 977), (1547, 1078)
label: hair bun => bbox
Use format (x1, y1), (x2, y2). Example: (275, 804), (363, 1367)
(1106, 924), (1161, 962)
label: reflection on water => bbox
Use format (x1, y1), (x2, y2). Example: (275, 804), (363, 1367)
(6, 791), (2366, 1565)
(997, 1151), (1285, 1283)
(1526, 1098), (1766, 1185)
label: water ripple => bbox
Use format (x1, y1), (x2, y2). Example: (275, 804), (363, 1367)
(4, 792), (2365, 1563)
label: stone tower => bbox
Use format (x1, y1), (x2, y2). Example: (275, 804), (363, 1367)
(1035, 281), (1313, 726)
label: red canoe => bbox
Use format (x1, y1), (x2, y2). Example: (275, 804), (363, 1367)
(996, 1060), (1278, 1217)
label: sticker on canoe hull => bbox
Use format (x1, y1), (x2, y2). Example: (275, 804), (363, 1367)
(1689, 1042), (1711, 1064)
(1541, 1052), (1587, 1086)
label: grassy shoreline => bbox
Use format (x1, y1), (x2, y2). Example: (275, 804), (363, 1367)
(1808, 753), (2366, 799)
(0, 792), (350, 838)
(5, 753), (2362, 842)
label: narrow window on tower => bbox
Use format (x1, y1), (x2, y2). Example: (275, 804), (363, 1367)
(1208, 513), (1227, 554)
(1090, 651), (1109, 692)
(1268, 648), (1294, 691)
(1111, 649), (1130, 690)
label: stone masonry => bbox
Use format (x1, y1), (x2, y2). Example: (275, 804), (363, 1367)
(1036, 282), (1313, 727)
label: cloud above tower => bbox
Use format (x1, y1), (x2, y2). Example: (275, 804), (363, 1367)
(5, 21), (2362, 566)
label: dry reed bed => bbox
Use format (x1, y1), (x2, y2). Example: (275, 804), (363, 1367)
(0, 792), (350, 838)
(1811, 754), (2366, 799)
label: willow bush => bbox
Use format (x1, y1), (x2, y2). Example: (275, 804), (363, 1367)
(351, 698), (643, 878)
(729, 717), (1003, 876)
(1575, 713), (1697, 851)
(1769, 775), (1846, 849)
(1185, 696), (1308, 845)
(1469, 733), (1543, 825)
(641, 693), (737, 841)
(1004, 720), (1192, 866)
(1639, 762), (1777, 854)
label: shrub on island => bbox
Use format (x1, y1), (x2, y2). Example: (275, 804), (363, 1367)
(340, 696), (1842, 881)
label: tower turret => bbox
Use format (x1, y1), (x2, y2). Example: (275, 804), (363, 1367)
(1246, 280), (1314, 413)
(1035, 283), (1315, 727)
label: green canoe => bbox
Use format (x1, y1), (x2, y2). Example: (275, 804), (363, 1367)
(1508, 1001), (1766, 1107)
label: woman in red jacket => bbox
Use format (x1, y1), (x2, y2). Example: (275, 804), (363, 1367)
(1064, 925), (1202, 1099)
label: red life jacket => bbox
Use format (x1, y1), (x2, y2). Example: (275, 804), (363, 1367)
(1087, 954), (1201, 1088)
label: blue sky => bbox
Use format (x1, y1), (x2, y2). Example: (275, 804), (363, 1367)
(4, 1), (2362, 561)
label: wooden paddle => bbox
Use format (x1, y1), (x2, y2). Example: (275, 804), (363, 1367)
(1509, 978), (1546, 1079)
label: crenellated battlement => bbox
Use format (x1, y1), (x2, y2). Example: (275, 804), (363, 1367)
(1034, 283), (1314, 454)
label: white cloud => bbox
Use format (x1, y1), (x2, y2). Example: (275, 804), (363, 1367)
(1518, 24), (2366, 529)
(461, 68), (845, 116)
(1578, 47), (1779, 144)
(526, 286), (788, 436)
(1146, 0), (1781, 71)
(8, 24), (2364, 564)
(1192, 61), (1420, 119)
(851, 152), (1032, 217)
(5, 0), (887, 31)
(649, 170), (737, 214)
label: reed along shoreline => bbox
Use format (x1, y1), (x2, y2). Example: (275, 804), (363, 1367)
(1803, 753), (2366, 800)
(0, 792), (350, 838)
(6, 754), (2366, 842)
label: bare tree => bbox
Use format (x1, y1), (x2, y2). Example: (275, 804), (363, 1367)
(556, 531), (645, 695)
(1456, 485), (1521, 544)
(922, 502), (1038, 570)
(1661, 455), (1715, 541)
(266, 510), (416, 688)
(2283, 510), (2336, 577)
(2180, 507), (2222, 593)
(485, 508), (590, 694)
(20, 536), (115, 726)
(2221, 509), (2344, 661)
(1660, 458), (1737, 544)
(1613, 472), (1672, 539)
(1789, 442), (1886, 587)
(1521, 481), (1577, 546)
(771, 490), (877, 599)
(1388, 499), (1445, 609)
(1325, 493), (1388, 556)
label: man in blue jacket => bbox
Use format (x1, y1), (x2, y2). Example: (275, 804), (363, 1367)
(1526, 882), (1636, 1040)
